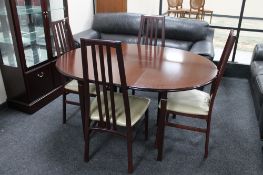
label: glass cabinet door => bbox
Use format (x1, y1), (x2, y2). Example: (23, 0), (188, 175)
(0, 0), (18, 67)
(48, 0), (67, 57)
(15, 0), (48, 68)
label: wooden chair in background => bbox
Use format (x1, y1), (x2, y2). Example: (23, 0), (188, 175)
(167, 0), (185, 18)
(51, 18), (96, 124)
(156, 30), (236, 160)
(80, 39), (150, 173)
(138, 15), (165, 47)
(202, 8), (213, 24)
(186, 0), (205, 20)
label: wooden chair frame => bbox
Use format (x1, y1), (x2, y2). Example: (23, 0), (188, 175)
(138, 15), (165, 47)
(51, 18), (79, 124)
(80, 39), (149, 173)
(156, 30), (236, 160)
(188, 0), (205, 19)
(167, 0), (185, 17)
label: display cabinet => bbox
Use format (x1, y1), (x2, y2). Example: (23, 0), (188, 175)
(0, 0), (68, 113)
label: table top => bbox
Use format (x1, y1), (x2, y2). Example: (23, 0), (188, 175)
(56, 43), (218, 92)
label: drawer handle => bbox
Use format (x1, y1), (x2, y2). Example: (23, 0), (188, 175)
(37, 72), (45, 78)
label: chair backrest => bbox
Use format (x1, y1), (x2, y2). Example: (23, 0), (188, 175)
(138, 15), (165, 47)
(167, 0), (183, 9)
(80, 39), (131, 130)
(190, 0), (205, 10)
(51, 18), (75, 57)
(209, 30), (236, 110)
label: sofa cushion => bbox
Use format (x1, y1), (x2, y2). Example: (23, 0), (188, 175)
(92, 13), (141, 36)
(165, 17), (209, 42)
(165, 39), (193, 50)
(101, 33), (138, 44)
(252, 75), (263, 117)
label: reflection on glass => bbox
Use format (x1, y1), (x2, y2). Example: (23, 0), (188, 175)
(0, 0), (18, 67)
(16, 0), (48, 67)
(48, 0), (66, 57)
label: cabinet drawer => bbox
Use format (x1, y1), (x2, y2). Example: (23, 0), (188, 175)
(26, 64), (54, 101)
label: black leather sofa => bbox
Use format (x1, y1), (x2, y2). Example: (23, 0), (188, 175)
(250, 44), (263, 139)
(74, 13), (214, 59)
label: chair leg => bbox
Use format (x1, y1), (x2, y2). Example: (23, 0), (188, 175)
(204, 116), (212, 158)
(84, 131), (90, 162)
(63, 91), (67, 124)
(144, 109), (149, 141)
(156, 92), (161, 125)
(127, 129), (133, 173)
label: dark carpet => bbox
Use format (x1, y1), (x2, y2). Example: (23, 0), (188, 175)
(0, 77), (263, 175)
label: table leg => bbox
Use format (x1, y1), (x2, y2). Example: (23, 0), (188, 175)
(156, 91), (167, 161)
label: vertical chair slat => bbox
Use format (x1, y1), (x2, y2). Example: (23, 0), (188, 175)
(59, 21), (68, 52)
(149, 18), (153, 46)
(52, 24), (61, 56)
(115, 44), (131, 128)
(62, 21), (70, 51)
(57, 22), (66, 53)
(145, 18), (149, 45)
(106, 46), (117, 130)
(98, 45), (111, 129)
(154, 18), (158, 46)
(91, 45), (104, 127)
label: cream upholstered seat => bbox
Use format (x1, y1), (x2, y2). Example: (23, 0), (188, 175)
(64, 80), (96, 95)
(90, 92), (151, 127)
(164, 89), (210, 115)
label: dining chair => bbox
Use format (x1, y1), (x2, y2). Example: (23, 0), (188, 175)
(167, 0), (185, 18)
(138, 15), (165, 47)
(136, 15), (166, 95)
(51, 18), (96, 124)
(202, 8), (213, 24)
(156, 30), (236, 160)
(186, 0), (205, 20)
(80, 39), (150, 173)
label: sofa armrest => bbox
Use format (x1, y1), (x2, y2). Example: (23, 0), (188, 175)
(73, 29), (101, 45)
(251, 44), (263, 62)
(190, 40), (214, 60)
(190, 28), (214, 60)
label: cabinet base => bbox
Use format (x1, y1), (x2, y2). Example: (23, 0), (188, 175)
(7, 86), (63, 114)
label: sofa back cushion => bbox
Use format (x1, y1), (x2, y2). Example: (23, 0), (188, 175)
(92, 13), (209, 42)
(165, 17), (208, 41)
(92, 13), (141, 36)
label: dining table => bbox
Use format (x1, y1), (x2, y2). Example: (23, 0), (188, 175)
(56, 43), (218, 160)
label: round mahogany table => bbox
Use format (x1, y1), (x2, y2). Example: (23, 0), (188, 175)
(56, 43), (218, 160)
(56, 43), (218, 92)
